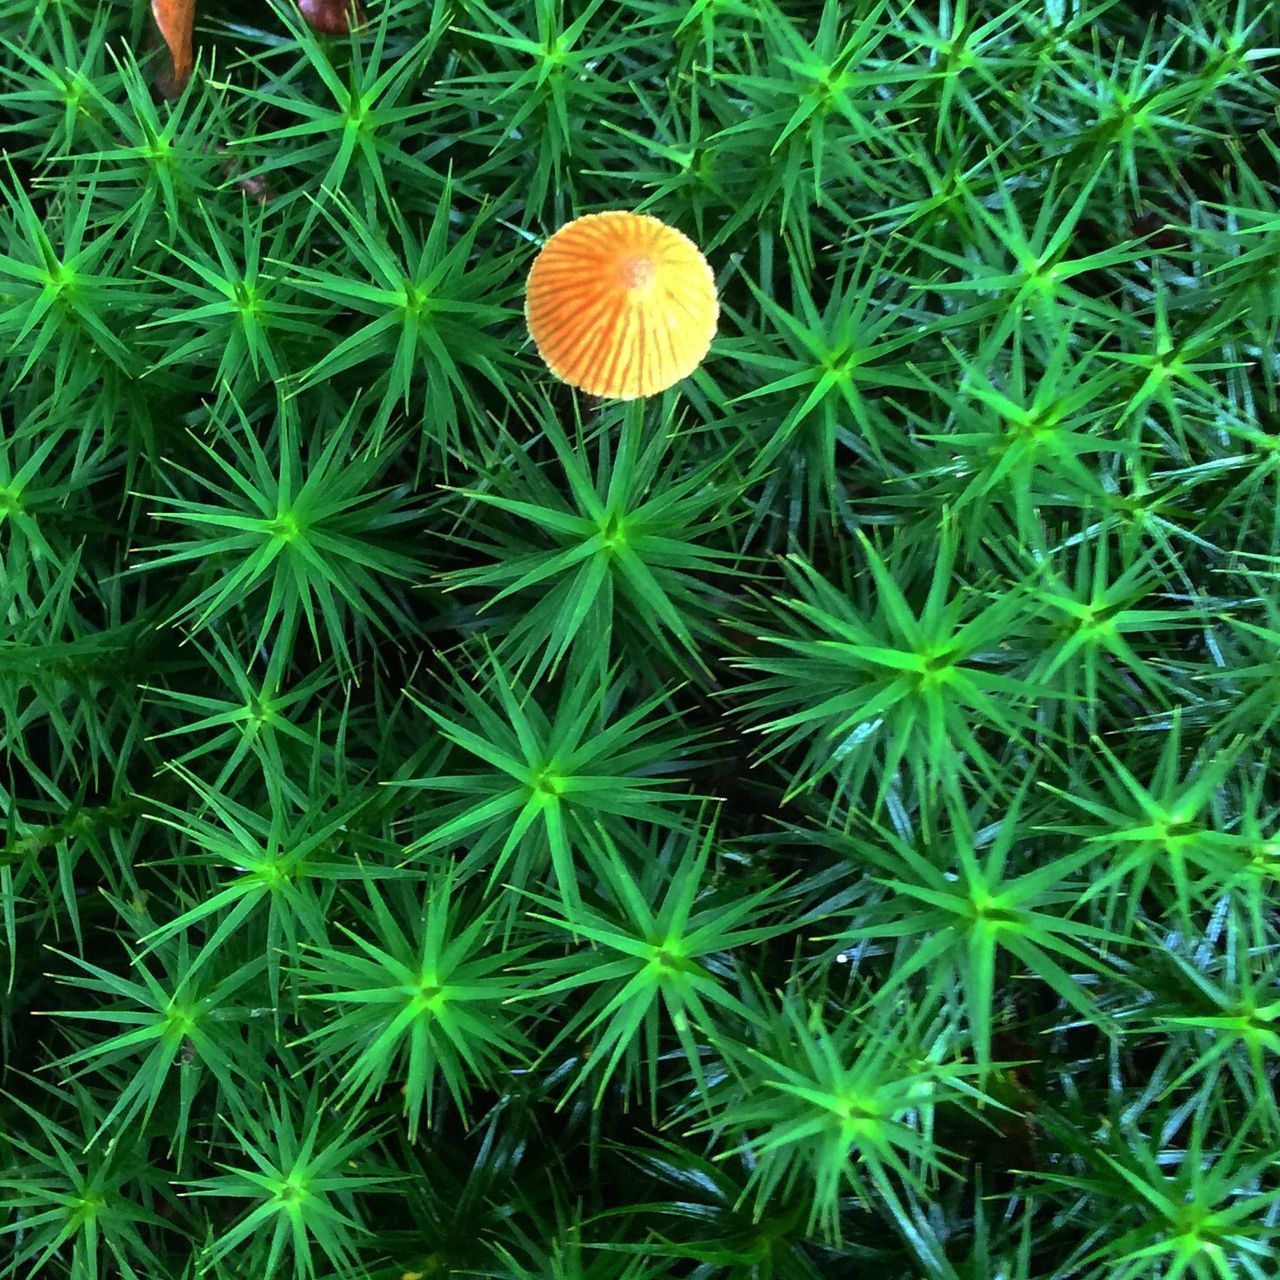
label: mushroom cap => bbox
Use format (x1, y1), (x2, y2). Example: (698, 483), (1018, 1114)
(524, 211), (718, 400)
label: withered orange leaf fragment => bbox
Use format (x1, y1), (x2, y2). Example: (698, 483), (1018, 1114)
(299, 0), (366, 34)
(525, 211), (718, 401)
(151, 0), (195, 93)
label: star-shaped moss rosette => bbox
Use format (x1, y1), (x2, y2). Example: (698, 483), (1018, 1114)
(524, 211), (718, 400)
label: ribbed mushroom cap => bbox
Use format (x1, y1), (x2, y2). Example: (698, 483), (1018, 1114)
(524, 211), (718, 400)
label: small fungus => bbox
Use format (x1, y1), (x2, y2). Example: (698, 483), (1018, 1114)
(524, 210), (718, 400)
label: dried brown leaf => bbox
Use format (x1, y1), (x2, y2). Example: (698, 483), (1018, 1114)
(151, 0), (196, 94)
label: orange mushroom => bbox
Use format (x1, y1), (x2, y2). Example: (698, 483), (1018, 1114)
(524, 211), (718, 400)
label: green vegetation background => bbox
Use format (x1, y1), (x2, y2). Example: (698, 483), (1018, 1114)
(3, 0), (1280, 1276)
